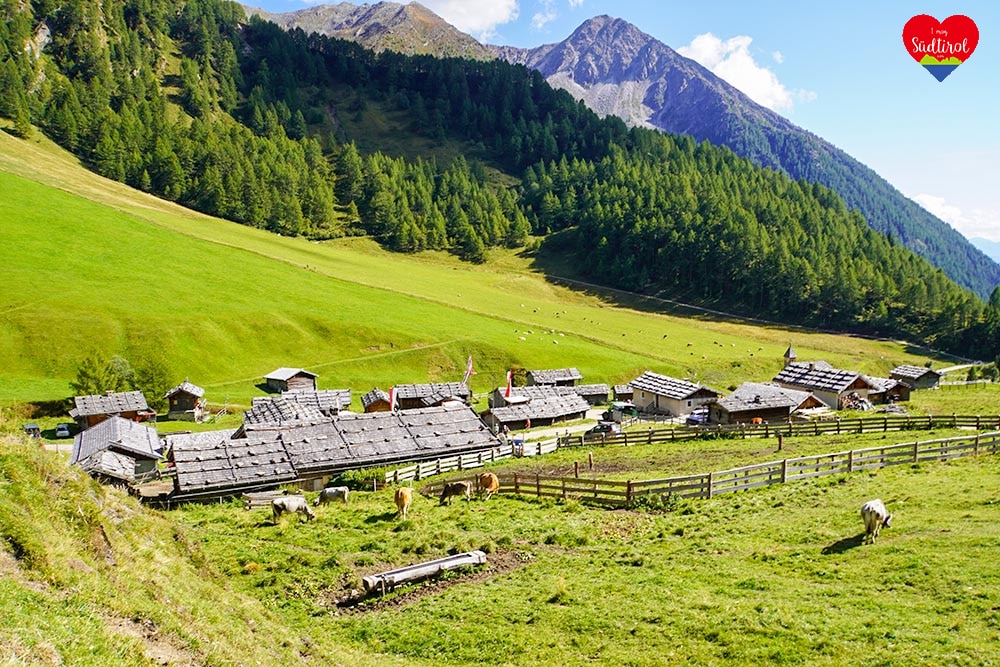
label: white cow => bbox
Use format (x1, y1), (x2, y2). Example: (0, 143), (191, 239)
(272, 495), (315, 523)
(861, 499), (892, 543)
(314, 486), (350, 506)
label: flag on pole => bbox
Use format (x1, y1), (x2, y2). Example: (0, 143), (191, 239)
(504, 370), (513, 398)
(462, 355), (474, 385)
(388, 387), (397, 411)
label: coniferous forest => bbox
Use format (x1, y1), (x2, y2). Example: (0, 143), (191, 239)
(2, 0), (998, 359)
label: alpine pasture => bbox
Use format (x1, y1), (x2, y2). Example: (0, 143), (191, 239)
(3, 128), (1000, 666)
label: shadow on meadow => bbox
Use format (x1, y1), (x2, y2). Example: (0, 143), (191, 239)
(821, 533), (866, 555)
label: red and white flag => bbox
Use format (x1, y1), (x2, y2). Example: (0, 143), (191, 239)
(388, 387), (397, 411)
(462, 355), (474, 385)
(504, 370), (513, 398)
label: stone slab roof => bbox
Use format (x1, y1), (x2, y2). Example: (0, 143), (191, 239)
(70, 416), (161, 465)
(528, 368), (583, 384)
(716, 383), (817, 413)
(773, 362), (873, 394)
(629, 371), (717, 400)
(486, 394), (591, 423)
(890, 365), (941, 381)
(393, 382), (471, 400)
(245, 395), (328, 425)
(361, 387), (390, 410)
(70, 391), (149, 418)
(164, 381), (205, 399)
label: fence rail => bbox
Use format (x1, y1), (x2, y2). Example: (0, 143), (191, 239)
(421, 431), (1000, 508)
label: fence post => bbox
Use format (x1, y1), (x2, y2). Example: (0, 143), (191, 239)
(912, 441), (919, 463)
(883, 417), (887, 432)
(781, 459), (788, 484)
(974, 433), (980, 456)
(848, 450), (854, 473)
(626, 480), (633, 506)
(536, 473), (541, 498)
(976, 415), (981, 430)
(393, 469), (399, 484)
(562, 479), (566, 499)
(537, 442), (542, 457)
(623, 432), (628, 446)
(589, 452), (594, 470)
(707, 472), (714, 499)
(574, 461), (579, 478)
(514, 472), (520, 495)
(764, 423), (769, 438)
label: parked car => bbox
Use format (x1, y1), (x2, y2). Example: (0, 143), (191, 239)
(685, 407), (709, 426)
(55, 423), (74, 438)
(585, 421), (622, 439)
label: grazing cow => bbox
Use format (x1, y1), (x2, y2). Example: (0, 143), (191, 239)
(439, 481), (472, 505)
(479, 472), (500, 501)
(272, 496), (315, 523)
(750, 417), (764, 425)
(395, 487), (413, 520)
(861, 499), (892, 543)
(314, 486), (350, 506)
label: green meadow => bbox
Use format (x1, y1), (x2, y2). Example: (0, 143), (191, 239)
(0, 129), (950, 412)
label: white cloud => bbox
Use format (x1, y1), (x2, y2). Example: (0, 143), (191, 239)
(912, 193), (1000, 242)
(678, 33), (815, 113)
(416, 0), (519, 41)
(772, 50), (784, 64)
(532, 0), (557, 30)
(568, 0), (584, 7)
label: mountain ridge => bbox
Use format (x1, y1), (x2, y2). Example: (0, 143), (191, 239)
(250, 4), (997, 296)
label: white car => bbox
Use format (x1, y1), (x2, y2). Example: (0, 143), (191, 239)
(55, 423), (73, 438)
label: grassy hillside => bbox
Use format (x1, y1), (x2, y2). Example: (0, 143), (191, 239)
(0, 435), (418, 666)
(0, 128), (952, 412)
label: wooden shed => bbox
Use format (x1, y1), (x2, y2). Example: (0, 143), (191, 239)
(263, 368), (318, 393)
(481, 394), (590, 431)
(393, 382), (471, 410)
(890, 365), (942, 390)
(69, 390), (153, 429)
(164, 381), (206, 422)
(527, 368), (583, 387)
(709, 383), (824, 425)
(361, 388), (392, 413)
(70, 416), (162, 484)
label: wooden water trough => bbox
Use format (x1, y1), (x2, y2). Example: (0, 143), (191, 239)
(362, 550), (487, 594)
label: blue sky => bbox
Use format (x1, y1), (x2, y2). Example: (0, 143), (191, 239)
(254, 0), (1000, 243)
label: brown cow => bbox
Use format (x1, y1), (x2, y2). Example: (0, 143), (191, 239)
(479, 472), (500, 501)
(439, 481), (472, 505)
(395, 487), (413, 520)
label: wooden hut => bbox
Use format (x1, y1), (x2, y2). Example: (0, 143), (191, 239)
(890, 365), (942, 390)
(70, 416), (161, 484)
(164, 381), (206, 422)
(527, 368), (583, 387)
(393, 382), (471, 410)
(263, 368), (318, 393)
(69, 390), (152, 429)
(361, 388), (393, 413)
(773, 361), (876, 410)
(709, 383), (824, 425)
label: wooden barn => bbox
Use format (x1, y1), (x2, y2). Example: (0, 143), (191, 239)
(527, 368), (583, 387)
(573, 383), (611, 405)
(613, 384), (634, 402)
(393, 382), (471, 410)
(164, 381), (205, 422)
(167, 404), (502, 501)
(629, 371), (719, 417)
(866, 376), (911, 404)
(70, 416), (162, 484)
(361, 388), (393, 413)
(263, 367), (318, 393)
(890, 365), (942, 390)
(773, 362), (876, 410)
(709, 383), (824, 425)
(69, 390), (153, 429)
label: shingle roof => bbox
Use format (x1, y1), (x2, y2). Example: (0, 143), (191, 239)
(573, 383), (610, 398)
(393, 382), (471, 400)
(486, 394), (591, 423)
(865, 376), (903, 393)
(629, 371), (718, 400)
(244, 395), (328, 425)
(170, 404), (501, 498)
(496, 385), (577, 400)
(528, 368), (583, 384)
(77, 450), (138, 482)
(164, 381), (205, 399)
(890, 365), (941, 381)
(280, 389), (351, 414)
(361, 387), (390, 410)
(264, 367), (317, 381)
(716, 383), (817, 413)
(70, 391), (149, 418)
(70, 416), (161, 465)
(773, 362), (873, 394)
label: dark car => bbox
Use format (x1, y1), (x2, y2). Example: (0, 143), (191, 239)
(585, 421), (622, 439)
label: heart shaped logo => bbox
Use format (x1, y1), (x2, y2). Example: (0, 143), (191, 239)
(903, 14), (979, 81)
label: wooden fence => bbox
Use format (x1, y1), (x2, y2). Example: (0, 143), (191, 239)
(384, 440), (561, 484)
(559, 413), (1000, 448)
(422, 431), (1000, 508)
